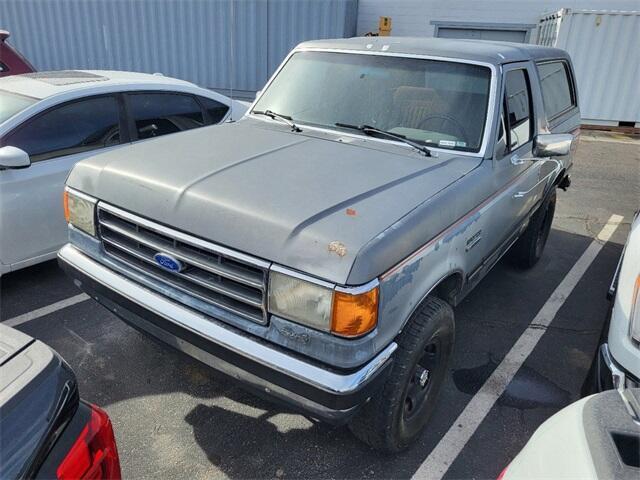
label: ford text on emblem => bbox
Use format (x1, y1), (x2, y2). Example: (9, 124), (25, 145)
(153, 252), (184, 273)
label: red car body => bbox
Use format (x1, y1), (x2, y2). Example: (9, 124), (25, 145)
(0, 30), (35, 77)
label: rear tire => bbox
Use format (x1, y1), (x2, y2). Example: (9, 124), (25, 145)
(510, 189), (556, 269)
(348, 296), (454, 452)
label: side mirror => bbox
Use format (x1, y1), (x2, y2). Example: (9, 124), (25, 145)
(533, 133), (573, 157)
(254, 89), (262, 100)
(0, 146), (31, 169)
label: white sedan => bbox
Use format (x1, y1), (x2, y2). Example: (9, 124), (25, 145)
(499, 388), (640, 479)
(0, 70), (247, 275)
(599, 210), (640, 389)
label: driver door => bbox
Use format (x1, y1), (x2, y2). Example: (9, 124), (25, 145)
(0, 95), (126, 270)
(470, 62), (544, 282)
(498, 62), (546, 214)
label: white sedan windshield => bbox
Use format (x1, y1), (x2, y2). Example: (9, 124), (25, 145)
(253, 51), (492, 152)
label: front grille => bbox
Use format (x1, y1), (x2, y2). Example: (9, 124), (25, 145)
(97, 204), (269, 324)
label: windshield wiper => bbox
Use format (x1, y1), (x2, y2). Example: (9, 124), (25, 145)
(335, 122), (432, 157)
(253, 110), (302, 132)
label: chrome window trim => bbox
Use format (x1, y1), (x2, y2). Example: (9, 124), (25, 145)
(248, 47), (499, 158)
(97, 202), (271, 270)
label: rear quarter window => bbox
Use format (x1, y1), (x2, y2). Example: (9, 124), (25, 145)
(537, 61), (576, 121)
(198, 96), (229, 124)
(128, 93), (205, 140)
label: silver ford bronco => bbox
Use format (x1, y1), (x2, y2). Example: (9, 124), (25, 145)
(59, 37), (579, 451)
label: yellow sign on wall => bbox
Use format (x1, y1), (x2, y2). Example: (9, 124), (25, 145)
(379, 16), (392, 36)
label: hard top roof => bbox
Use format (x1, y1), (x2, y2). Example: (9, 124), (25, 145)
(296, 37), (570, 66)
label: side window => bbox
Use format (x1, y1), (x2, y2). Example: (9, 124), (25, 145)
(4, 96), (121, 162)
(128, 93), (204, 140)
(198, 96), (230, 124)
(504, 69), (532, 151)
(537, 61), (575, 120)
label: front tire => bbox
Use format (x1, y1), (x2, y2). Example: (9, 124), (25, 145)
(510, 188), (556, 269)
(348, 296), (454, 452)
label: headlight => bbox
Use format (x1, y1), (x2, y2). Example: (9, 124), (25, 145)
(268, 268), (379, 337)
(63, 187), (97, 236)
(269, 270), (333, 331)
(631, 275), (640, 343)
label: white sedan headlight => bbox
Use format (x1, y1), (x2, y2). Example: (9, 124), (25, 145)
(63, 187), (97, 236)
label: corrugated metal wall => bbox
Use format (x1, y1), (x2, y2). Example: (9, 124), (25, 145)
(0, 0), (357, 95)
(542, 10), (640, 124)
(356, 0), (640, 37)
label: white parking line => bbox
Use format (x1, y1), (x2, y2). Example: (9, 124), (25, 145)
(2, 293), (89, 327)
(413, 214), (624, 480)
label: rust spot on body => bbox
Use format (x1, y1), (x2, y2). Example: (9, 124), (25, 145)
(328, 241), (347, 257)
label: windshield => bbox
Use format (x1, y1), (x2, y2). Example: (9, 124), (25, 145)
(253, 51), (492, 153)
(0, 90), (36, 125)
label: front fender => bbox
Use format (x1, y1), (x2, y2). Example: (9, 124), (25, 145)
(376, 215), (476, 341)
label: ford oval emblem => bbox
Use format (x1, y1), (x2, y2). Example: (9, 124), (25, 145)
(153, 252), (184, 273)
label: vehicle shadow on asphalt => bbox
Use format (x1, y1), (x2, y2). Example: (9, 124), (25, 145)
(0, 259), (82, 320)
(3, 228), (624, 479)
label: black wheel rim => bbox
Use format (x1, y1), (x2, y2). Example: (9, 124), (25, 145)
(403, 338), (442, 422)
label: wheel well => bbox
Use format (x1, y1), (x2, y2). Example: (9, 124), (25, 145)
(554, 168), (567, 187)
(433, 272), (464, 306)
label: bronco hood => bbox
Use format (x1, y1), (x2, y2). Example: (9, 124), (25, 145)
(67, 119), (481, 284)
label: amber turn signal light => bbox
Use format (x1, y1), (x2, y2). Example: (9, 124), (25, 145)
(63, 189), (70, 222)
(331, 285), (379, 337)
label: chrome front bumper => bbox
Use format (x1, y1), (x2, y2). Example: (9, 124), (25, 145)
(58, 244), (396, 423)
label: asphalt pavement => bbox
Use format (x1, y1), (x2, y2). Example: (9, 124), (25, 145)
(1, 132), (638, 479)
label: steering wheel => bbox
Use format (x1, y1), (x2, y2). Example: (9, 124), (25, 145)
(418, 114), (470, 145)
